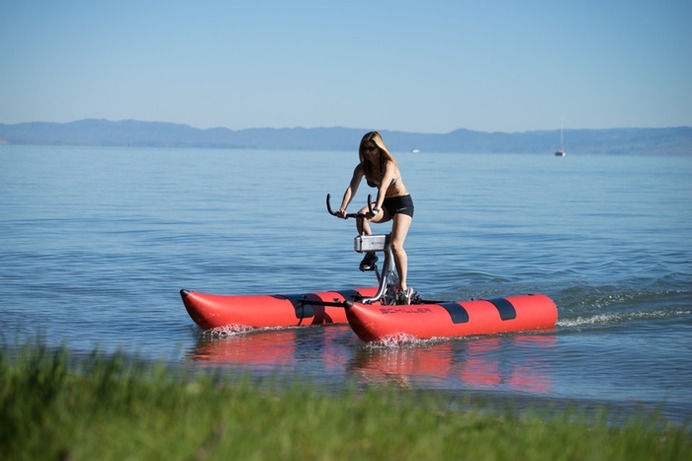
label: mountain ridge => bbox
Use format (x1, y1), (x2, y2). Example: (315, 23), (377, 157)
(1, 119), (690, 155)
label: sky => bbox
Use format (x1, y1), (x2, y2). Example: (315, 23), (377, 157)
(1, 1), (691, 133)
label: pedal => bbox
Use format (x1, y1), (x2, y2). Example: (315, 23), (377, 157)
(359, 263), (378, 272)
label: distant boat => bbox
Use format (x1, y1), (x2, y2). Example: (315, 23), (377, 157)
(555, 118), (566, 156)
(410, 148), (421, 154)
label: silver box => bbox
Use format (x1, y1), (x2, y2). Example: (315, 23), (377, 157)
(354, 234), (388, 253)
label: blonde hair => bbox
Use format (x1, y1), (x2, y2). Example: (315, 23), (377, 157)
(358, 131), (397, 181)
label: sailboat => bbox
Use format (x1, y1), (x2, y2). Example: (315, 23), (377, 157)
(555, 118), (566, 156)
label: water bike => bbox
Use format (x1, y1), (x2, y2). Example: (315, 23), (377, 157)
(180, 194), (558, 342)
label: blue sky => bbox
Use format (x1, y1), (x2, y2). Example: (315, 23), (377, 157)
(1, 0), (690, 133)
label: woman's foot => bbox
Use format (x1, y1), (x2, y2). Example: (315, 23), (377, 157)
(397, 286), (417, 305)
(359, 252), (378, 271)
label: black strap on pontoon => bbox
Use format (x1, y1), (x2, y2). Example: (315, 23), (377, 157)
(488, 297), (517, 321)
(277, 290), (363, 319)
(334, 289), (363, 303)
(274, 294), (318, 319)
(438, 302), (470, 324)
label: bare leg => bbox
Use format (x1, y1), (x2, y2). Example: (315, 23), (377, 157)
(389, 214), (412, 291)
(356, 215), (372, 236)
(356, 204), (382, 236)
(356, 206), (412, 291)
(356, 207), (384, 271)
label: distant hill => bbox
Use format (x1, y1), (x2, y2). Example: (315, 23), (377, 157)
(0, 119), (690, 155)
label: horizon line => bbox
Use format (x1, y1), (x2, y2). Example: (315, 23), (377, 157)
(1, 118), (691, 135)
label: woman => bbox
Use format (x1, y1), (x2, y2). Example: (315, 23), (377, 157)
(336, 131), (416, 304)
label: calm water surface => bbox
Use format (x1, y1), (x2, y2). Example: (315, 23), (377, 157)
(1, 145), (690, 423)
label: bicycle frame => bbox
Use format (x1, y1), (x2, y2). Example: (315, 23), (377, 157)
(327, 193), (399, 305)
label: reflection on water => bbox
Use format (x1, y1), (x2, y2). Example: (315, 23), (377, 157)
(352, 335), (555, 394)
(190, 329), (299, 369)
(188, 326), (555, 395)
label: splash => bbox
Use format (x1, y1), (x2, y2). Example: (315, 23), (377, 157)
(557, 313), (616, 328)
(203, 324), (255, 337)
(557, 309), (691, 328)
(202, 323), (302, 339)
(366, 333), (449, 349)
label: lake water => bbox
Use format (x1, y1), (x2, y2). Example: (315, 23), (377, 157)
(1, 145), (691, 423)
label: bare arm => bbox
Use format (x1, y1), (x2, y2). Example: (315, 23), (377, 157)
(337, 164), (364, 218)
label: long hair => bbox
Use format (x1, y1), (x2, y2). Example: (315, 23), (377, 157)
(358, 131), (397, 181)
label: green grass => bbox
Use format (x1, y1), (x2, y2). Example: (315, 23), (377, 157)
(1, 343), (689, 461)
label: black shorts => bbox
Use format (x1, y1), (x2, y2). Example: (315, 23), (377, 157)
(382, 194), (414, 218)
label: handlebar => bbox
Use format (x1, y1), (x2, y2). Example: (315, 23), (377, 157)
(326, 193), (374, 219)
